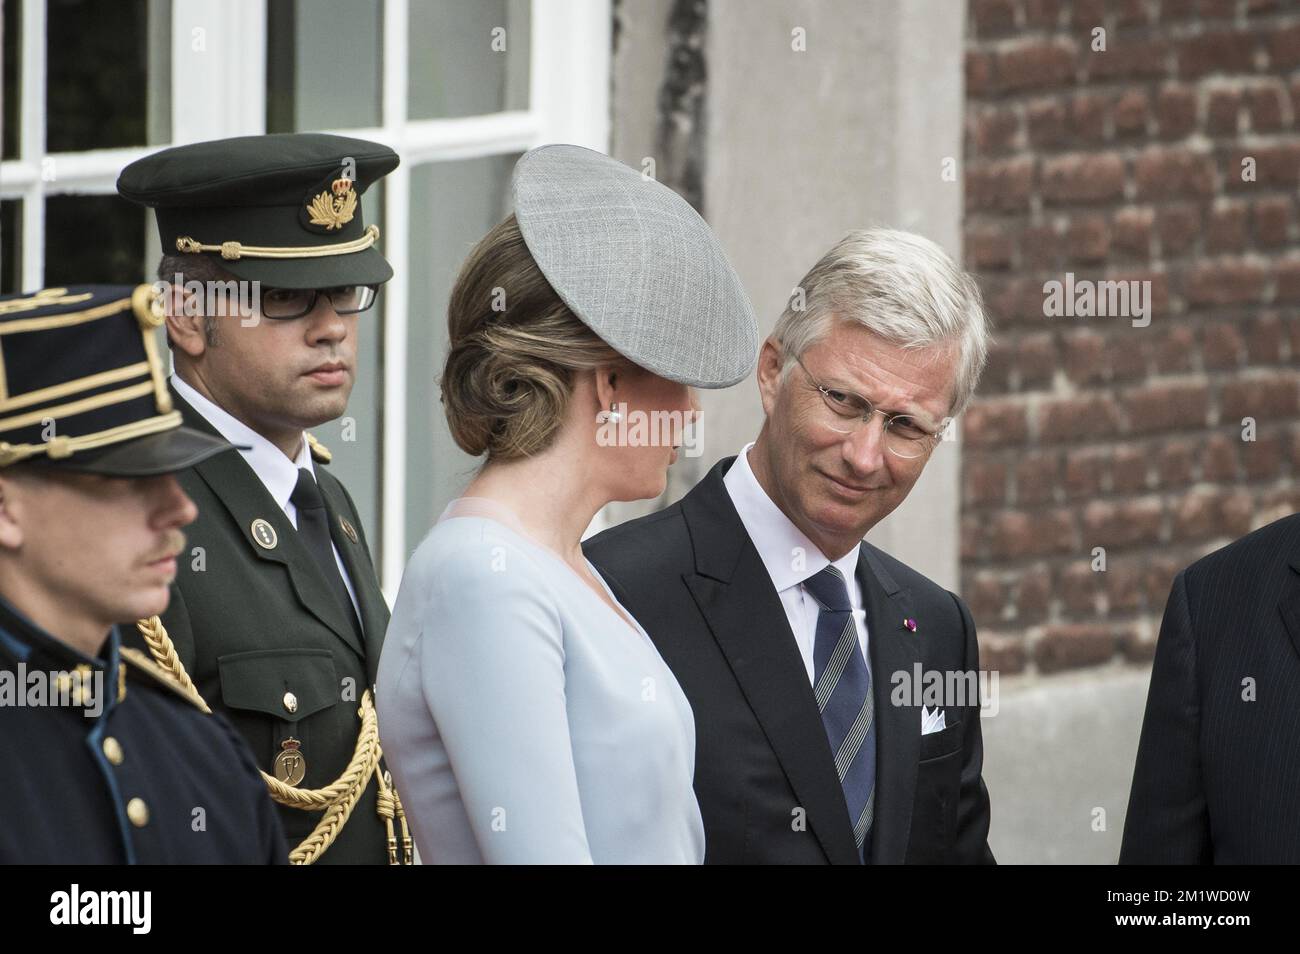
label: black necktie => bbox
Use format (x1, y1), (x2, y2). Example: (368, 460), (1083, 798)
(290, 468), (363, 640)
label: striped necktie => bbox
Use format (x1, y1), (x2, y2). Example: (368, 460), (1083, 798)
(803, 564), (876, 861)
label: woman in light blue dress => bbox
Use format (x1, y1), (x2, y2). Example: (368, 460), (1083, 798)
(376, 145), (758, 863)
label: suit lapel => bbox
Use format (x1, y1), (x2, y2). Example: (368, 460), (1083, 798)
(680, 458), (861, 865)
(859, 546), (922, 865)
(319, 476), (390, 685)
(173, 389), (367, 662)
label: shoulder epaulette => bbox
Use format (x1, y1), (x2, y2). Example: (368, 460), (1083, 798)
(306, 432), (332, 464)
(119, 647), (210, 713)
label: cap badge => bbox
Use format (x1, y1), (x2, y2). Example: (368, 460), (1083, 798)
(306, 177), (357, 231)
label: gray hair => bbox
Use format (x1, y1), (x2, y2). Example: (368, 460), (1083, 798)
(771, 228), (991, 417)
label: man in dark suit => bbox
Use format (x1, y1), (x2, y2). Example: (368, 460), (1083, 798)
(1121, 514), (1300, 863)
(0, 283), (285, 864)
(586, 229), (995, 864)
(116, 134), (404, 864)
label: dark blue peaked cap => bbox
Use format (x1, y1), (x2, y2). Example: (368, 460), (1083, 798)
(0, 285), (230, 475)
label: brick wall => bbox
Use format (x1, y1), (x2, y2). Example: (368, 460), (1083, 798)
(962, 0), (1300, 675)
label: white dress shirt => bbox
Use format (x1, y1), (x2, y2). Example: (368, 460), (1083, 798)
(722, 442), (869, 685)
(171, 374), (361, 617)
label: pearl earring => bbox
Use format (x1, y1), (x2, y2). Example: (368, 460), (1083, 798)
(605, 402), (622, 424)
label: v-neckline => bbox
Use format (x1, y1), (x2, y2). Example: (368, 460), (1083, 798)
(577, 555), (649, 643)
(530, 539), (648, 645)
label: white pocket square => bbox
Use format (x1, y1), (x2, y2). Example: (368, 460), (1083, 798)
(921, 705), (946, 735)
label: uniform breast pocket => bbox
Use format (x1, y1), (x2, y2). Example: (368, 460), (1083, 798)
(217, 648), (340, 773)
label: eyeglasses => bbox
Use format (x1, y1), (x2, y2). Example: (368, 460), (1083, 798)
(794, 355), (942, 459)
(258, 285), (379, 320)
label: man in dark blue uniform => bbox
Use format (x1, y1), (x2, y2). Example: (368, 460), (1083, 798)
(0, 283), (286, 864)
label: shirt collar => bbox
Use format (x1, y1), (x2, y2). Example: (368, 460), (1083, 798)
(722, 442), (861, 595)
(171, 373), (313, 510)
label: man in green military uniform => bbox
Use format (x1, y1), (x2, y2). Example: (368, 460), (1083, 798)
(117, 133), (407, 864)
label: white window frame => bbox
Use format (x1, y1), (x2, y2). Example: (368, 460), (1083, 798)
(1, 0), (612, 599)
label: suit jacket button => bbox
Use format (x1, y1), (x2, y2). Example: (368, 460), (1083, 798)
(126, 798), (150, 828)
(283, 691), (298, 714)
(103, 736), (124, 766)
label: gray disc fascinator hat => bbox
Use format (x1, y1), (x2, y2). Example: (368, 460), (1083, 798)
(512, 144), (760, 388)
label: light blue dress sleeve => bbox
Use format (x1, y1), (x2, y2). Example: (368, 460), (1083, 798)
(418, 528), (594, 863)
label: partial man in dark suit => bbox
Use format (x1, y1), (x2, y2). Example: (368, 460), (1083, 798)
(115, 134), (405, 864)
(585, 228), (995, 864)
(1121, 514), (1300, 863)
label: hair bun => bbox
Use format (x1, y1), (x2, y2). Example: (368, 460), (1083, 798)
(439, 214), (624, 461)
(441, 331), (567, 459)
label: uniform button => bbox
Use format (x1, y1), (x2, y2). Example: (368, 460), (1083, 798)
(283, 692), (298, 714)
(102, 737), (124, 766)
(126, 798), (149, 828)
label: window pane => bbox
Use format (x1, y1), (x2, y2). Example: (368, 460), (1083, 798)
(46, 0), (171, 152)
(266, 0), (383, 133)
(310, 181), (385, 564)
(1, 200), (21, 293)
(408, 0), (530, 120)
(406, 154), (517, 552)
(43, 194), (146, 285)
(2, 0), (19, 159)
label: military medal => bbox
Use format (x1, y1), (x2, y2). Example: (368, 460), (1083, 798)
(250, 517), (278, 550)
(274, 738), (307, 786)
(339, 515), (359, 544)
